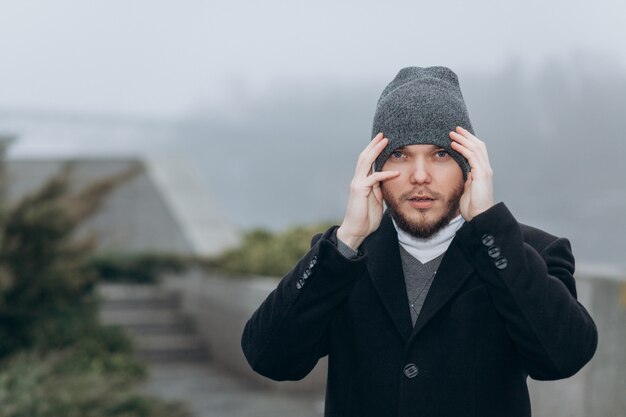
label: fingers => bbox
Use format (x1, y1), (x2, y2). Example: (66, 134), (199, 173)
(350, 169), (399, 193)
(458, 171), (472, 220)
(463, 171), (473, 192)
(449, 127), (483, 154)
(449, 127), (492, 178)
(348, 133), (399, 203)
(372, 182), (383, 203)
(364, 170), (400, 187)
(355, 133), (389, 178)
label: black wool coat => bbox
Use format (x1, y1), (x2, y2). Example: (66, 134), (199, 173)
(241, 203), (598, 417)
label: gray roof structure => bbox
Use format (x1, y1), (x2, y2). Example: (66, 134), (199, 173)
(3, 157), (240, 257)
(145, 153), (240, 256)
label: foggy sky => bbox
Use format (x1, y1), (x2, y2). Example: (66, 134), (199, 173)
(1, 0), (626, 118)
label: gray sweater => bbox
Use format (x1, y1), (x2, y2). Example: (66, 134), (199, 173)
(335, 231), (444, 325)
(399, 246), (443, 325)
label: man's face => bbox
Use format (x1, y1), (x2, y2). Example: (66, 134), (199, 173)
(381, 144), (465, 239)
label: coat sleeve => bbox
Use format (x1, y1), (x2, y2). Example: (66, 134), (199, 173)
(240, 226), (367, 381)
(456, 203), (598, 380)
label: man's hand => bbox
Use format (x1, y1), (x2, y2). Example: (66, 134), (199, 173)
(450, 126), (494, 221)
(336, 133), (400, 251)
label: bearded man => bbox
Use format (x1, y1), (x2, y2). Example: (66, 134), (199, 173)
(241, 66), (597, 417)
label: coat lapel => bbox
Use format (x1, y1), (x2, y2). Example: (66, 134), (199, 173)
(409, 235), (474, 341)
(363, 213), (413, 343)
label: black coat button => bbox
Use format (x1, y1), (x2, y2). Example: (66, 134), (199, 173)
(403, 363), (419, 379)
(494, 256), (508, 270)
(481, 234), (495, 247)
(487, 246), (501, 258)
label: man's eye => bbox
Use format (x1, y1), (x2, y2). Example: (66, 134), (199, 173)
(435, 150), (449, 158)
(390, 151), (404, 158)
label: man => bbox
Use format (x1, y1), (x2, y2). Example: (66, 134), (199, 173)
(241, 66), (598, 417)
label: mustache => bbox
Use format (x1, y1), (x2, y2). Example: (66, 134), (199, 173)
(399, 188), (443, 200)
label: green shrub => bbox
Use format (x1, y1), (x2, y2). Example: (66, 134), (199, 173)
(210, 222), (336, 277)
(0, 163), (143, 357)
(0, 350), (189, 417)
(83, 223), (341, 281)
(0, 160), (190, 416)
(85, 253), (190, 284)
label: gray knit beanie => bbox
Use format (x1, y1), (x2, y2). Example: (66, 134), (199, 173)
(371, 66), (474, 176)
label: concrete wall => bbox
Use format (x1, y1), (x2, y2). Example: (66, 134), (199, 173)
(164, 265), (626, 415)
(163, 270), (327, 392)
(526, 265), (626, 417)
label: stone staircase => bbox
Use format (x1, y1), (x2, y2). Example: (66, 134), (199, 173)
(98, 283), (209, 362)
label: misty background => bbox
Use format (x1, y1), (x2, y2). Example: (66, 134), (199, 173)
(1, 1), (625, 269)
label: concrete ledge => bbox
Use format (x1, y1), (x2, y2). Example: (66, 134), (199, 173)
(162, 269), (327, 392)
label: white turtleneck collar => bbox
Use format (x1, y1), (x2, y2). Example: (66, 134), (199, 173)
(392, 214), (465, 264)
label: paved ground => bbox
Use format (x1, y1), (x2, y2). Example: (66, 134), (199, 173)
(141, 362), (325, 417)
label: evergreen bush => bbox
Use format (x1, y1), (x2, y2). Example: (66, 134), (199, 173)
(0, 350), (189, 417)
(85, 252), (189, 284)
(210, 222), (336, 277)
(0, 163), (140, 357)
(0, 158), (189, 416)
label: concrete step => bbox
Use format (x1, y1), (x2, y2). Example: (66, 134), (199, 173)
(133, 334), (209, 362)
(98, 284), (180, 308)
(97, 283), (210, 363)
(99, 308), (187, 327)
(137, 347), (209, 362)
(134, 334), (205, 350)
(98, 283), (174, 298)
(99, 308), (197, 336)
(100, 297), (179, 310)
(105, 320), (195, 336)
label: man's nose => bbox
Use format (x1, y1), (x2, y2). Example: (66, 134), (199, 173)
(409, 159), (431, 184)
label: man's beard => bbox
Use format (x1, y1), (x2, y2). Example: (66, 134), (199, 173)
(381, 182), (464, 239)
